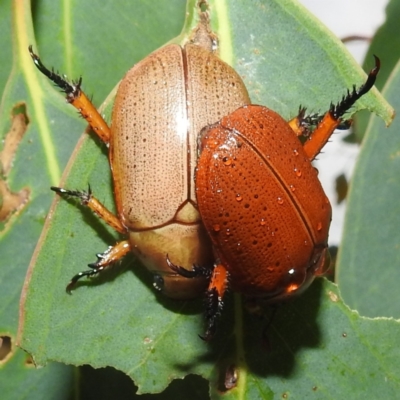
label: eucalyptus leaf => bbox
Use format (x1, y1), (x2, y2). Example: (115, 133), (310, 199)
(337, 59), (400, 319)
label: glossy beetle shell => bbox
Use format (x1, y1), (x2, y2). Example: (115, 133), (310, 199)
(195, 105), (332, 301)
(110, 43), (250, 298)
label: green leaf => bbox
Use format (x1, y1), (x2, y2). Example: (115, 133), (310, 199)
(0, 0), (13, 93)
(11, 0), (397, 398)
(0, 350), (75, 400)
(337, 59), (400, 319)
(211, 0), (391, 122)
(0, 0), (185, 398)
(0, 0), (77, 398)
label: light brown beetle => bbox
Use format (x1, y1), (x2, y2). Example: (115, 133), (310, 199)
(29, 11), (250, 299)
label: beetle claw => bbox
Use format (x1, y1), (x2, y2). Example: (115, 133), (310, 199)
(66, 281), (75, 294)
(29, 45), (79, 96)
(198, 331), (214, 342)
(331, 55), (380, 119)
(198, 323), (217, 342)
(65, 268), (98, 293)
(51, 186), (91, 204)
(166, 255), (211, 278)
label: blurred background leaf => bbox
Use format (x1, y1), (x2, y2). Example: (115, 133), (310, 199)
(337, 58), (400, 318)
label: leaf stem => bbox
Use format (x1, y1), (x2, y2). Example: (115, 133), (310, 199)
(234, 293), (248, 398)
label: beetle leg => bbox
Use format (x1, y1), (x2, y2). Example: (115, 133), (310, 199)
(288, 107), (323, 137)
(289, 105), (360, 139)
(167, 258), (228, 340)
(166, 256), (212, 279)
(287, 106), (305, 136)
(200, 263), (229, 341)
(51, 186), (127, 234)
(288, 107), (310, 136)
(303, 56), (380, 160)
(66, 240), (131, 293)
(28, 46), (111, 144)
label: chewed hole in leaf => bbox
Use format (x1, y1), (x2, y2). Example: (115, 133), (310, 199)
(25, 354), (35, 367)
(0, 103), (31, 226)
(0, 335), (12, 363)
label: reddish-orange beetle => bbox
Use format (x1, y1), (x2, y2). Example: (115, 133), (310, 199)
(29, 7), (379, 340)
(169, 60), (380, 339)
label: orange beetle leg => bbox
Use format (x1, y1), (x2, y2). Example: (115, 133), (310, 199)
(201, 263), (229, 341)
(51, 186), (127, 234)
(51, 186), (130, 292)
(66, 240), (131, 293)
(303, 56), (380, 161)
(288, 106), (327, 139)
(29, 46), (111, 144)
(288, 107), (311, 137)
(167, 259), (228, 340)
(288, 108), (352, 139)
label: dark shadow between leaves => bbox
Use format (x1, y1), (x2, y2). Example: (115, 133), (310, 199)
(170, 279), (324, 381)
(79, 365), (209, 400)
(245, 278), (324, 378)
(169, 291), (237, 372)
(153, 290), (205, 316)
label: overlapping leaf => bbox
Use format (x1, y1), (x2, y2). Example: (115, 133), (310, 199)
(337, 59), (400, 319)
